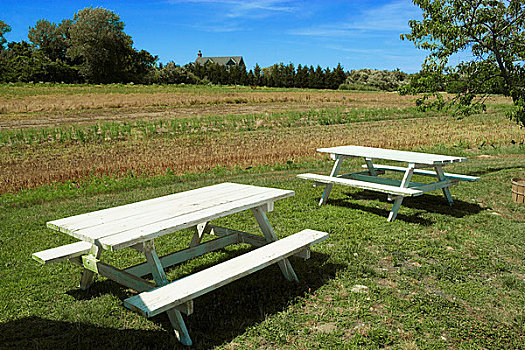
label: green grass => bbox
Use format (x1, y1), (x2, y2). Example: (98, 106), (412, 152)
(1, 148), (525, 349)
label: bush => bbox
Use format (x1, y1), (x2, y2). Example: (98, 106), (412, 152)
(152, 62), (201, 85)
(344, 69), (409, 91)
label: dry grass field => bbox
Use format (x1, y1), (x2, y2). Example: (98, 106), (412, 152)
(0, 84), (521, 194)
(0, 85), (422, 129)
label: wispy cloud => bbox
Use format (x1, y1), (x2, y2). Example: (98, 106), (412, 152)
(168, 0), (298, 19)
(324, 45), (386, 55)
(345, 1), (421, 32)
(290, 0), (421, 38)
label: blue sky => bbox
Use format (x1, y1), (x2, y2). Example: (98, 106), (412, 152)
(0, 0), (439, 73)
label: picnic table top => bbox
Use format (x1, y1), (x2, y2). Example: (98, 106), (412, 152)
(47, 183), (294, 251)
(317, 145), (467, 165)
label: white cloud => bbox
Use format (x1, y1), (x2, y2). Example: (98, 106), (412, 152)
(168, 0), (298, 19)
(344, 1), (421, 32)
(290, 0), (421, 38)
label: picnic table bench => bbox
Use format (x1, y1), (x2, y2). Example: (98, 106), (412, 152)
(298, 146), (480, 221)
(32, 182), (328, 346)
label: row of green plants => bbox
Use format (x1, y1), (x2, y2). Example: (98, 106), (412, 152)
(0, 107), (433, 147)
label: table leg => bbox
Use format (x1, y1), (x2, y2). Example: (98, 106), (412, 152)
(435, 165), (453, 205)
(190, 222), (211, 247)
(143, 240), (193, 346)
(388, 164), (415, 222)
(79, 245), (101, 290)
(319, 156), (343, 206)
(364, 157), (378, 176)
(251, 206), (298, 282)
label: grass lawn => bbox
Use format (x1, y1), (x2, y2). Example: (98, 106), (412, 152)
(1, 151), (525, 349)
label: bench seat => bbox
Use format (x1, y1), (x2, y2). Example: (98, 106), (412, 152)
(32, 241), (93, 264)
(123, 229), (329, 318)
(362, 164), (480, 182)
(297, 173), (423, 197)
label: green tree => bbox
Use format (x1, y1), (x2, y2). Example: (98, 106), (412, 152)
(123, 49), (157, 83)
(313, 65), (324, 89)
(1, 41), (48, 82)
(154, 62), (199, 84)
(331, 63), (347, 89)
(283, 63), (295, 87)
(0, 20), (11, 80)
(67, 7), (134, 83)
(0, 19), (10, 50)
(247, 69), (255, 85)
(401, 0), (525, 126)
(253, 63), (261, 85)
(28, 19), (70, 61)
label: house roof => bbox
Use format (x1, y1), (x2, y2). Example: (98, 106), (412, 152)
(195, 56), (244, 66)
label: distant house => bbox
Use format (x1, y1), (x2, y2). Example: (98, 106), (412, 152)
(194, 50), (245, 67)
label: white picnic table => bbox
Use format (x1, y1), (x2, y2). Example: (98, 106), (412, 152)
(33, 182), (328, 346)
(298, 145), (480, 221)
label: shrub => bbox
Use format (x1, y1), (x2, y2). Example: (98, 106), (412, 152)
(344, 69), (409, 91)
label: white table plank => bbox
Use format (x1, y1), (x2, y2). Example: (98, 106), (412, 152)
(49, 183), (242, 231)
(318, 146), (466, 165)
(69, 185), (287, 242)
(98, 189), (294, 251)
(50, 184), (256, 238)
(48, 183), (295, 251)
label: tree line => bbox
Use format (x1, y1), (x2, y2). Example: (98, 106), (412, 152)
(0, 8), (156, 84)
(187, 62), (347, 89)
(0, 7), (401, 91)
(0, 7), (345, 88)
(3, 4), (516, 102)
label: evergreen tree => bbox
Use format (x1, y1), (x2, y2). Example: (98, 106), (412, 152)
(283, 63), (295, 87)
(307, 65), (316, 88)
(253, 63), (261, 85)
(331, 63), (346, 89)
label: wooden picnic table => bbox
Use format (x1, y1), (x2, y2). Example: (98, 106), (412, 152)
(33, 182), (328, 346)
(298, 145), (480, 221)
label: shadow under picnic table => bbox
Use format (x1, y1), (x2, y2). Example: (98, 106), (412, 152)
(0, 316), (173, 350)
(43, 250), (341, 349)
(329, 190), (484, 225)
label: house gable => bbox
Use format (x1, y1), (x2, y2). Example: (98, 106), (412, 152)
(195, 53), (245, 67)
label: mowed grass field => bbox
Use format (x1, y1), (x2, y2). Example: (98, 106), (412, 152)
(1, 84), (525, 349)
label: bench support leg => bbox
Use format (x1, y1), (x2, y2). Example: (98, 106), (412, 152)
(252, 206), (298, 282)
(79, 245), (100, 290)
(143, 240), (193, 346)
(166, 309), (192, 346)
(388, 197), (404, 222)
(387, 164), (415, 222)
(319, 156), (343, 206)
(435, 165), (453, 206)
